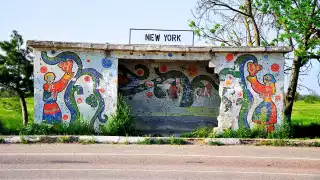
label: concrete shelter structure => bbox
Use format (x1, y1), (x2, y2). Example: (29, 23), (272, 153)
(28, 40), (291, 134)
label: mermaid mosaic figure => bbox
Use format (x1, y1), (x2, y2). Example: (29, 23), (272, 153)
(246, 62), (277, 132)
(42, 60), (74, 123)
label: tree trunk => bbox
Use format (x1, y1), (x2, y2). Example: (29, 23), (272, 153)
(284, 57), (301, 124)
(18, 93), (28, 126)
(245, 0), (260, 46)
(243, 17), (253, 46)
(251, 19), (260, 46)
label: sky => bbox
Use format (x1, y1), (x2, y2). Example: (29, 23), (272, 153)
(0, 0), (319, 94)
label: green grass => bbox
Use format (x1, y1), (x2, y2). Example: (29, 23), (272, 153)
(0, 97), (34, 132)
(137, 137), (186, 145)
(291, 101), (320, 125)
(0, 97), (319, 138)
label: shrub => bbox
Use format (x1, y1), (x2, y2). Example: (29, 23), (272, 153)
(78, 137), (95, 144)
(54, 120), (95, 135)
(180, 127), (212, 138)
(291, 122), (320, 138)
(20, 136), (29, 144)
(19, 122), (53, 135)
(208, 141), (224, 146)
(19, 119), (95, 136)
(58, 136), (71, 143)
(309, 141), (320, 147)
(0, 120), (7, 135)
(268, 118), (292, 139)
(137, 137), (154, 145)
(168, 136), (186, 145)
(218, 129), (237, 138)
(304, 94), (320, 104)
(101, 95), (136, 136)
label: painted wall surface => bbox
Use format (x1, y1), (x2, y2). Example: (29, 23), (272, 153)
(214, 53), (284, 133)
(34, 50), (118, 128)
(32, 47), (286, 133)
(118, 60), (220, 131)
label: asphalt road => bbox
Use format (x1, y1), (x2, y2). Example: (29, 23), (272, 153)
(0, 144), (319, 180)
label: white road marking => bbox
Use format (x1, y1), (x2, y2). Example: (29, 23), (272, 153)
(0, 153), (319, 161)
(0, 168), (319, 177)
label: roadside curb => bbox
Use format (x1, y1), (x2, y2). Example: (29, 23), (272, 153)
(0, 136), (319, 147)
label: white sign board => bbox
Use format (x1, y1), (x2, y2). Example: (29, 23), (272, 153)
(129, 29), (194, 45)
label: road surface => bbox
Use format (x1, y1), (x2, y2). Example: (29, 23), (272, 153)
(0, 144), (319, 180)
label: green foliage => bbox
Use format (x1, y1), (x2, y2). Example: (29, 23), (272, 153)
(101, 95), (136, 136)
(19, 120), (95, 136)
(136, 137), (185, 145)
(0, 119), (6, 135)
(309, 141), (320, 147)
(0, 97), (34, 132)
(292, 123), (320, 138)
(0, 31), (33, 125)
(181, 123), (290, 139)
(257, 0), (320, 62)
(54, 120), (95, 135)
(188, 20), (196, 28)
(304, 94), (320, 104)
(137, 137), (154, 145)
(58, 136), (73, 143)
(0, 97), (20, 111)
(78, 137), (95, 144)
(268, 122), (292, 139)
(0, 137), (4, 143)
(208, 141), (224, 146)
(180, 127), (212, 138)
(20, 136), (29, 144)
(0, 31), (33, 93)
(19, 122), (53, 135)
(168, 136), (186, 145)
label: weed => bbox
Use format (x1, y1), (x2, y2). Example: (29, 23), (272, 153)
(219, 129), (237, 138)
(101, 95), (136, 136)
(259, 140), (272, 146)
(58, 136), (74, 143)
(0, 137), (4, 143)
(309, 141), (320, 147)
(123, 139), (130, 145)
(168, 136), (186, 145)
(136, 137), (173, 145)
(137, 138), (153, 145)
(272, 139), (289, 146)
(155, 138), (166, 144)
(19, 122), (52, 135)
(180, 127), (212, 138)
(268, 118), (292, 139)
(208, 141), (224, 146)
(20, 136), (29, 144)
(79, 138), (95, 145)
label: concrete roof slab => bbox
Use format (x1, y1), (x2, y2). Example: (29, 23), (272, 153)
(27, 40), (292, 53)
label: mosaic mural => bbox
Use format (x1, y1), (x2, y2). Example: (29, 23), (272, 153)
(118, 61), (220, 118)
(34, 50), (117, 127)
(32, 46), (285, 133)
(215, 53), (284, 132)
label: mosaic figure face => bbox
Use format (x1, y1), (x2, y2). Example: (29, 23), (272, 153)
(263, 74), (276, 85)
(44, 72), (56, 84)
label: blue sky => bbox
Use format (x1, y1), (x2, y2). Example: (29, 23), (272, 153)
(0, 0), (319, 94)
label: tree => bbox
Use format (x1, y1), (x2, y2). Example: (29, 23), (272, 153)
(189, 0), (275, 46)
(0, 30), (33, 125)
(256, 0), (320, 122)
(190, 0), (320, 123)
